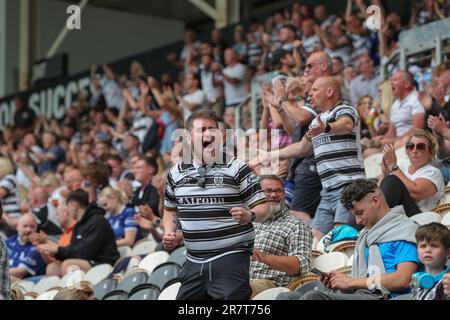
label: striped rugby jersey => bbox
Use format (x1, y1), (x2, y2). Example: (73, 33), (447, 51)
(309, 102), (365, 191)
(164, 156), (267, 263)
(0, 174), (21, 219)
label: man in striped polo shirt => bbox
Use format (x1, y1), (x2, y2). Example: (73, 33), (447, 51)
(163, 110), (269, 300)
(255, 76), (365, 241)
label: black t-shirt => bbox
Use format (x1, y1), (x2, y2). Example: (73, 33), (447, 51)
(130, 184), (160, 217)
(14, 107), (36, 129)
(425, 99), (450, 132)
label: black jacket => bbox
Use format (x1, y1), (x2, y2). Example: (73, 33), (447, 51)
(55, 204), (119, 266)
(130, 184), (160, 217)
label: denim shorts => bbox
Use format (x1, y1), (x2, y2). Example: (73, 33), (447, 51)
(310, 187), (357, 235)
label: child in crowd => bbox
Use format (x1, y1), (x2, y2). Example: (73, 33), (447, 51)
(412, 222), (450, 300)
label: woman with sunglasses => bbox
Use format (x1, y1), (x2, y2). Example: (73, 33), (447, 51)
(380, 129), (445, 216)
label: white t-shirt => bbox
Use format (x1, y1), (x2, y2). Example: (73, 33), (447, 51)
(222, 63), (247, 106)
(403, 164), (444, 212)
(183, 89), (206, 122)
(390, 90), (425, 137)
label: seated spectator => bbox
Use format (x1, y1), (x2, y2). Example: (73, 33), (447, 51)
(444, 273), (450, 298)
(53, 284), (94, 300)
(106, 154), (134, 189)
(383, 71), (425, 148)
(99, 187), (142, 247)
(38, 189), (119, 276)
(28, 185), (62, 236)
(279, 179), (419, 300)
(380, 129), (444, 216)
(250, 175), (312, 297)
(7, 214), (46, 279)
(0, 157), (20, 238)
(13, 95), (37, 137)
(35, 132), (66, 175)
(30, 203), (77, 272)
(412, 223), (450, 300)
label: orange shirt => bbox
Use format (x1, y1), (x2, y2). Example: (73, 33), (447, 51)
(58, 222), (77, 247)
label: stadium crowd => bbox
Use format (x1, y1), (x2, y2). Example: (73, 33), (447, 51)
(1, 0), (450, 300)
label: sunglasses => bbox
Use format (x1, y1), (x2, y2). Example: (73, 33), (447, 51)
(343, 191), (375, 210)
(197, 166), (206, 188)
(405, 142), (427, 152)
(305, 63), (315, 70)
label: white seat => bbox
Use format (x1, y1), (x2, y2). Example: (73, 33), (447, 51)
(14, 280), (35, 294)
(410, 212), (441, 225)
(346, 254), (354, 267)
(125, 256), (142, 274)
(138, 251), (170, 275)
(364, 153), (383, 178)
(60, 269), (85, 287)
(441, 211), (450, 228)
(131, 239), (158, 256)
(34, 276), (61, 295)
(252, 287), (290, 300)
(83, 264), (113, 286)
(118, 246), (132, 258)
(312, 252), (348, 273)
(36, 289), (60, 300)
(329, 241), (357, 259)
(158, 282), (181, 300)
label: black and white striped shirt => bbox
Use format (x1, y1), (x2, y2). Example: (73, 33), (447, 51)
(0, 175), (21, 218)
(164, 156), (267, 263)
(309, 102), (365, 191)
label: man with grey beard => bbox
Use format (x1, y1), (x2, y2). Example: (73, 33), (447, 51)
(249, 175), (312, 298)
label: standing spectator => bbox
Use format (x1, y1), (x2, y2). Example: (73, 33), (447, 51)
(301, 19), (322, 55)
(232, 25), (248, 62)
(35, 132), (66, 175)
(174, 73), (206, 122)
(423, 67), (450, 131)
(384, 70), (425, 147)
(255, 77), (364, 239)
(345, 14), (370, 61)
(278, 23), (299, 52)
(163, 111), (269, 300)
(13, 95), (37, 136)
(0, 157), (21, 237)
(221, 48), (248, 108)
(314, 5), (336, 30)
(38, 189), (119, 276)
(250, 175), (312, 297)
(350, 53), (382, 106)
(98, 64), (123, 110)
(7, 214), (46, 279)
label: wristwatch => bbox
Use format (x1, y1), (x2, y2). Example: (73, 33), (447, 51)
(389, 164), (399, 173)
(250, 211), (257, 222)
(278, 96), (289, 106)
(325, 123), (331, 133)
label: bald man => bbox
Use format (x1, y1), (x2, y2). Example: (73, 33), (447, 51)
(256, 76), (364, 240)
(274, 51), (333, 222)
(6, 214), (46, 278)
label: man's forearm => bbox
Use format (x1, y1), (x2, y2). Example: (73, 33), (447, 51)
(264, 255), (301, 275)
(163, 209), (178, 233)
(276, 139), (311, 160)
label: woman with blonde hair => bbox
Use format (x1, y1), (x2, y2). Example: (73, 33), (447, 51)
(380, 129), (445, 216)
(98, 187), (141, 247)
(53, 283), (93, 300)
(0, 157), (21, 236)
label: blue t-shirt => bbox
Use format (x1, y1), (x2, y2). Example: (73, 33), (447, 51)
(38, 146), (66, 175)
(106, 207), (142, 244)
(6, 235), (46, 277)
(365, 241), (420, 297)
